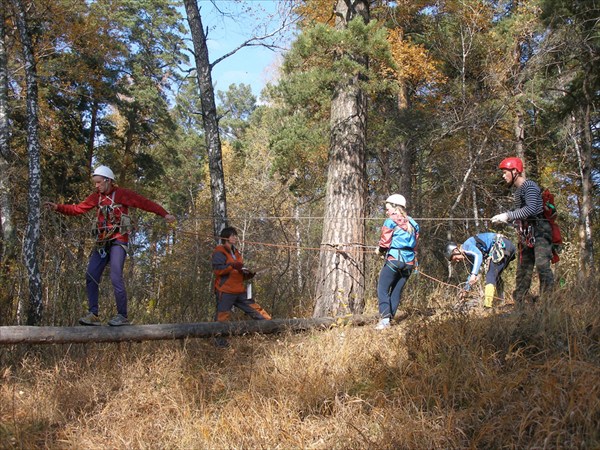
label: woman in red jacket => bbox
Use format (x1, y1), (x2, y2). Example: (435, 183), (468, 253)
(46, 165), (176, 326)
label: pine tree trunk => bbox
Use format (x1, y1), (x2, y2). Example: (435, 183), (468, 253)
(183, 0), (228, 239)
(313, 0), (369, 318)
(10, 0), (43, 324)
(397, 79), (413, 207)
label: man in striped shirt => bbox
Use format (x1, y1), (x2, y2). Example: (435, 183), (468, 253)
(491, 157), (554, 304)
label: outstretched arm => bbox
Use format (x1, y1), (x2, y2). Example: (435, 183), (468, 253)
(44, 194), (98, 216)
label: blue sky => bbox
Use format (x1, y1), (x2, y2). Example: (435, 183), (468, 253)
(193, 1), (295, 99)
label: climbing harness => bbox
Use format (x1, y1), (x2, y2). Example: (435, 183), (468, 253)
(95, 239), (128, 259)
(515, 220), (535, 248)
(473, 234), (506, 271)
(92, 191), (134, 242)
(384, 257), (413, 276)
(489, 235), (506, 264)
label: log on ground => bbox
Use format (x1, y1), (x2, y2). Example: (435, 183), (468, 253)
(0, 315), (373, 345)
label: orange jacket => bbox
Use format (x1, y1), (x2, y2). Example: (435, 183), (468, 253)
(212, 244), (245, 294)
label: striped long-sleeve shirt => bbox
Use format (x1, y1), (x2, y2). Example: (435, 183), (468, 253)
(506, 179), (543, 221)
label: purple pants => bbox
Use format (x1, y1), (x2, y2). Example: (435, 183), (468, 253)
(86, 241), (128, 317)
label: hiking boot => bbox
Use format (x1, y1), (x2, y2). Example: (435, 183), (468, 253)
(79, 312), (102, 326)
(374, 318), (391, 330)
(213, 336), (230, 348)
(107, 314), (130, 326)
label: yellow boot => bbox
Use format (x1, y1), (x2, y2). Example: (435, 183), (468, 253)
(484, 284), (495, 308)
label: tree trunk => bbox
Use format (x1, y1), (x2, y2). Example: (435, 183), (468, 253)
(0, 0), (17, 263)
(10, 0), (43, 325)
(183, 0), (228, 239)
(397, 78), (413, 206)
(514, 111), (525, 161)
(571, 108), (594, 277)
(313, 0), (369, 318)
(87, 98), (98, 169)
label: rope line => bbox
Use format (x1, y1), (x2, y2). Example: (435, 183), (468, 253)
(147, 215), (497, 221)
(43, 212), (512, 305)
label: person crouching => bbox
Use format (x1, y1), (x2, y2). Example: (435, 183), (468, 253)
(211, 227), (271, 325)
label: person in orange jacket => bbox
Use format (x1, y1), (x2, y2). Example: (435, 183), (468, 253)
(211, 227), (271, 324)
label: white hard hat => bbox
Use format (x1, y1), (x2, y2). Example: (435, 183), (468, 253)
(92, 165), (115, 181)
(385, 194), (406, 208)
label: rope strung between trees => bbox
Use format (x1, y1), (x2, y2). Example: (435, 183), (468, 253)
(41, 211), (513, 305)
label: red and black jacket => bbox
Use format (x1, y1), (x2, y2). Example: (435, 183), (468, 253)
(55, 186), (169, 243)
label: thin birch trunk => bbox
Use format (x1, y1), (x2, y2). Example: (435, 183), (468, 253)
(10, 0), (43, 324)
(0, 0), (17, 263)
(570, 110), (594, 277)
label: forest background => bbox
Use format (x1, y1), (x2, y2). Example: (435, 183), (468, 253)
(0, 0), (599, 448)
(0, 0), (597, 326)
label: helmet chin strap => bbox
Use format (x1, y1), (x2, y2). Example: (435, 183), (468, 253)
(507, 170), (520, 188)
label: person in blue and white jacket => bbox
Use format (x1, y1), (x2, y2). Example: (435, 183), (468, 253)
(375, 194), (419, 330)
(445, 233), (516, 308)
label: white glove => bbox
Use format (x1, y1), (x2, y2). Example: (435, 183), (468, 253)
(491, 213), (509, 224)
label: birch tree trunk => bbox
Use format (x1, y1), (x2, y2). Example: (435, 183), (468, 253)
(10, 0), (43, 324)
(313, 0), (369, 318)
(0, 0), (17, 263)
(183, 0), (228, 239)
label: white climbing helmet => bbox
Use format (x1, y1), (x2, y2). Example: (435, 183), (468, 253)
(92, 165), (115, 181)
(385, 194), (406, 208)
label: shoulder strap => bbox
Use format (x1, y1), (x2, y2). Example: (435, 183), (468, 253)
(473, 236), (489, 256)
(98, 190), (117, 208)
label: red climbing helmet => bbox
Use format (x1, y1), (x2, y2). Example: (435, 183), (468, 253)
(498, 157), (523, 173)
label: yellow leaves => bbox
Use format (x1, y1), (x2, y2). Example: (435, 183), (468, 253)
(293, 0), (337, 27)
(443, 0), (494, 31)
(386, 28), (446, 87)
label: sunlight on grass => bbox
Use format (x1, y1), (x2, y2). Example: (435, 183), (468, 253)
(1, 281), (598, 449)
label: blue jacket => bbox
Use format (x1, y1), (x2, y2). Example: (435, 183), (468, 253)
(461, 232), (499, 275)
(461, 232), (502, 290)
(378, 216), (419, 263)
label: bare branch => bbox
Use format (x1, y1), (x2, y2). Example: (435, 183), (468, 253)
(211, 15), (294, 68)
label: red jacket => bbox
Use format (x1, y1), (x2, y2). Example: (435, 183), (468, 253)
(212, 244), (245, 294)
(55, 186), (169, 243)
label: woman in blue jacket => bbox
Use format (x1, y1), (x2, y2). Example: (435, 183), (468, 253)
(375, 194), (419, 330)
(445, 233), (516, 308)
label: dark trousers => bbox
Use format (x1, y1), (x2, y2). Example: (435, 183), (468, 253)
(215, 291), (271, 322)
(514, 220), (554, 302)
(485, 237), (516, 286)
(377, 260), (413, 319)
(86, 241), (128, 317)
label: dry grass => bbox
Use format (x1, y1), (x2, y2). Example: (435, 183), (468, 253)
(1, 283), (599, 449)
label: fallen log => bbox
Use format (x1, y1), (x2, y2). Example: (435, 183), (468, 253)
(0, 315), (373, 345)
